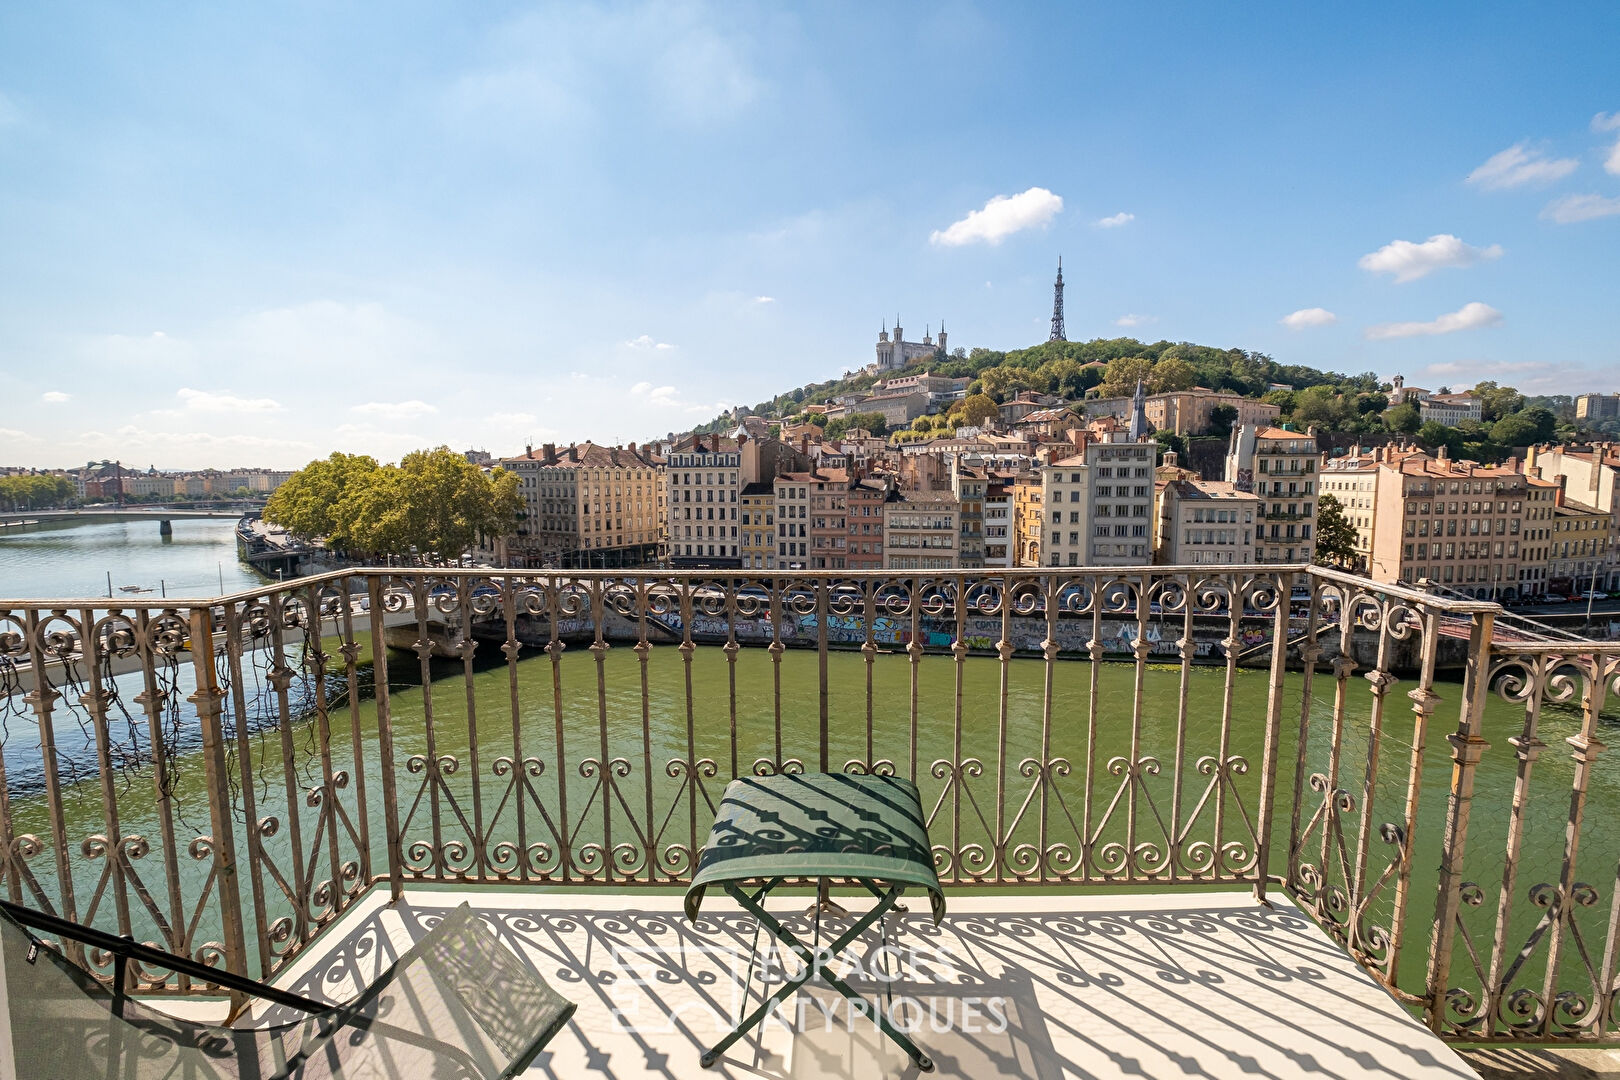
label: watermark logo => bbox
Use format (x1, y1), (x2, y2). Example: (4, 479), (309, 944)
(603, 940), (1009, 1036)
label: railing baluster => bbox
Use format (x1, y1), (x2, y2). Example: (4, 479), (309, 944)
(546, 578), (571, 881)
(1082, 595), (1103, 876)
(336, 576), (371, 886)
(1287, 584), (1325, 892)
(591, 581), (612, 883)
(1254, 570), (1293, 901)
(817, 578), (830, 775)
(1127, 574), (1149, 882)
(769, 580), (784, 771)
(1208, 575), (1240, 885)
(907, 575), (921, 782)
(725, 585), (739, 782)
(677, 582), (696, 880)
(634, 584), (654, 882)
(265, 593), (309, 929)
(862, 584), (876, 771)
(994, 573), (1013, 882)
(1168, 573), (1194, 881)
(499, 577), (526, 884)
(1424, 608), (1496, 1032)
(366, 576), (403, 901)
(79, 607), (133, 953)
(1389, 606), (1440, 991)
(223, 601), (271, 976)
(459, 576), (486, 880)
(951, 575), (968, 882)
(301, 584), (344, 919)
(1535, 654), (1608, 1038)
(185, 605), (249, 1009)
(1038, 573), (1058, 883)
(1347, 591), (1395, 949)
(410, 579), (442, 880)
(22, 611), (79, 929)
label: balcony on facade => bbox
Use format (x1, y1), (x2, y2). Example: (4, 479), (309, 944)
(2, 567), (1617, 1078)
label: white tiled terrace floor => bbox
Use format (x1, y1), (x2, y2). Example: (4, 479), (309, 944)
(233, 886), (1476, 1080)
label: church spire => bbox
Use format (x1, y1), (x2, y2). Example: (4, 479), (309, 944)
(1049, 257), (1066, 342)
(1129, 378), (1149, 441)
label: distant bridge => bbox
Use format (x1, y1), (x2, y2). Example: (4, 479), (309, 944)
(0, 507), (247, 523)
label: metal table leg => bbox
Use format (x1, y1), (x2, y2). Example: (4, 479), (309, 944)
(701, 880), (933, 1072)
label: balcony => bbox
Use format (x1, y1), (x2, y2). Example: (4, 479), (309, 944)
(2, 567), (1617, 1077)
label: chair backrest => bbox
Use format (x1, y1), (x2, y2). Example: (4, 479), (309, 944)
(0, 902), (576, 1079)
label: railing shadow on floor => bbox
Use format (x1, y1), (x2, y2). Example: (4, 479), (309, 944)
(255, 890), (1474, 1079)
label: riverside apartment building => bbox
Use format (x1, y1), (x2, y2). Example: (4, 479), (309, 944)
(498, 441), (663, 568)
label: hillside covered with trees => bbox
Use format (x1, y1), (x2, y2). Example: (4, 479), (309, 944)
(698, 336), (1589, 464)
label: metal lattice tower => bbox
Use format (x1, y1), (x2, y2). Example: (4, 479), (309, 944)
(1048, 257), (1066, 342)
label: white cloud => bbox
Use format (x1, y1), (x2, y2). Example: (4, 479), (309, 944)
(626, 334), (676, 350)
(41, 391), (70, 403)
(630, 381), (679, 405)
(1365, 302), (1502, 340)
(1095, 212), (1135, 228)
(1114, 314), (1155, 328)
(753, 296), (775, 304)
(1357, 234), (1502, 283)
(1541, 193), (1620, 224)
(1466, 143), (1579, 189)
(0, 93), (18, 127)
(1593, 112), (1620, 176)
(350, 400), (438, 421)
(0, 427), (39, 444)
(176, 388), (282, 413)
(929, 187), (1063, 247)
(70, 425), (311, 458)
(1280, 308), (1338, 330)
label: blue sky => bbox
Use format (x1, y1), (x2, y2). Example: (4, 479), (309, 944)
(2, 2), (1617, 469)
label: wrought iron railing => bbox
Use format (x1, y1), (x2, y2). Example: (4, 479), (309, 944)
(1, 567), (1617, 1045)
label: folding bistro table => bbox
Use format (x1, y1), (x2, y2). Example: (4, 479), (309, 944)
(684, 771), (945, 1072)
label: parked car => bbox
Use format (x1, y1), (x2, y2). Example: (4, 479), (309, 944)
(1578, 590), (1608, 601)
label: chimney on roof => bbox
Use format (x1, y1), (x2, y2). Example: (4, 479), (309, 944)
(542, 442), (555, 463)
(526, 443), (533, 457)
(1555, 484), (1565, 508)
(569, 443), (579, 462)
(628, 441), (637, 456)
(1437, 444), (1448, 462)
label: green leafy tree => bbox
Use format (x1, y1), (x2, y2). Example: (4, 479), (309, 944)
(910, 415), (935, 433)
(1314, 494), (1359, 568)
(1207, 404), (1239, 439)
(267, 448), (520, 564)
(1148, 356), (1198, 394)
(1098, 356), (1155, 398)
(960, 393), (1000, 427)
(976, 366), (1029, 402)
(1418, 421), (1465, 456)
(842, 411), (889, 436)
(1292, 385), (1344, 426)
(1152, 429), (1187, 459)
(1472, 381), (1525, 423)
(0, 474), (75, 510)
(1384, 402), (1421, 435)
(1491, 407), (1557, 447)
(1262, 389), (1297, 414)
(264, 452), (383, 555)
